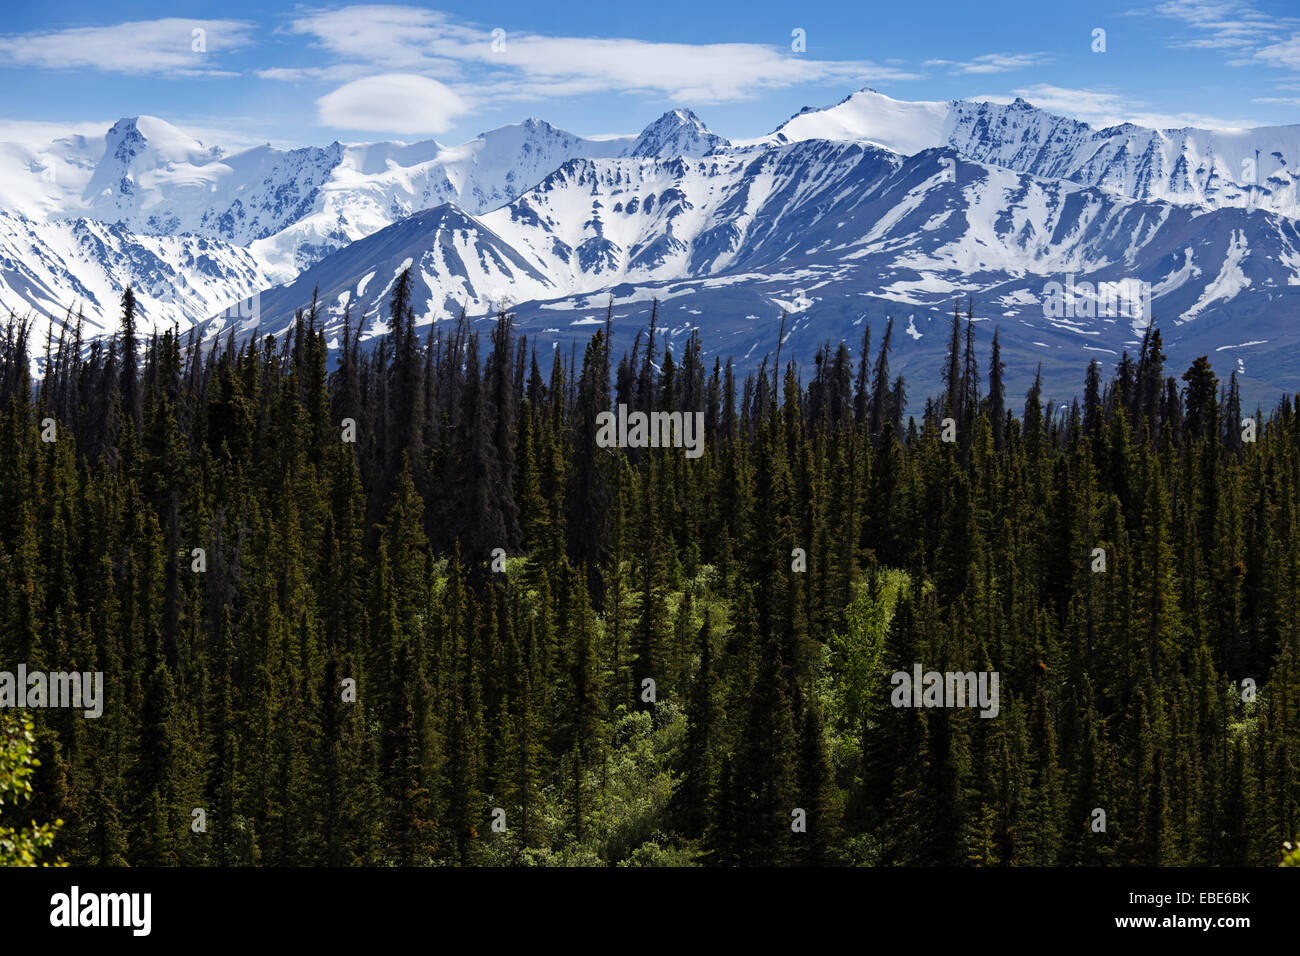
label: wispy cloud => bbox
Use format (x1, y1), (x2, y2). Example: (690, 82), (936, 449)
(255, 65), (367, 84)
(0, 116), (292, 152)
(281, 5), (923, 106)
(1143, 0), (1300, 68)
(984, 83), (1262, 129)
(922, 52), (1051, 74)
(0, 18), (255, 76)
(1255, 34), (1300, 69)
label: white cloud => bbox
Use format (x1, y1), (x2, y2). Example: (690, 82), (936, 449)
(1001, 85), (1135, 121)
(983, 84), (1262, 129)
(922, 53), (1051, 75)
(1120, 110), (1260, 129)
(0, 18), (255, 76)
(0, 116), (291, 153)
(1145, 1), (1300, 67)
(316, 74), (470, 135)
(284, 5), (922, 104)
(0, 119), (115, 146)
(1255, 34), (1300, 69)
(256, 65), (367, 84)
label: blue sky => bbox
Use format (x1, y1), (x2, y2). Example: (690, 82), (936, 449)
(0, 0), (1296, 149)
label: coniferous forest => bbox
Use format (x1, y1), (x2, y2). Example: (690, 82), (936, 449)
(2, 274), (1299, 868)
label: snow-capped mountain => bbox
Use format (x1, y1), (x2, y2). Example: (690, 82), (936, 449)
(2, 110), (733, 279)
(0, 109), (729, 347)
(762, 89), (952, 156)
(0, 209), (272, 346)
(22, 118), (616, 270)
(208, 141), (1300, 351)
(627, 109), (728, 158)
(2, 87), (1298, 402)
(766, 88), (1300, 219)
(947, 97), (1300, 220)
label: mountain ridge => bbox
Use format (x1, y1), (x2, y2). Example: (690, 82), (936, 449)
(0, 87), (1296, 403)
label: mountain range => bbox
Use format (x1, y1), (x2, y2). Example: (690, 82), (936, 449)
(2, 88), (1298, 407)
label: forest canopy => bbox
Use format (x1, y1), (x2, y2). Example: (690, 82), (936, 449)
(0, 279), (1297, 867)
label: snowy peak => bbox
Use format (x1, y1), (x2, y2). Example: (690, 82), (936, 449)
(472, 117), (623, 162)
(203, 132), (1300, 380)
(766, 88), (950, 156)
(100, 116), (219, 166)
(764, 89), (1300, 217)
(82, 116), (226, 227)
(626, 109), (728, 157)
(2, 85), (1298, 385)
(208, 199), (557, 343)
(0, 207), (272, 358)
(945, 98), (1300, 217)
